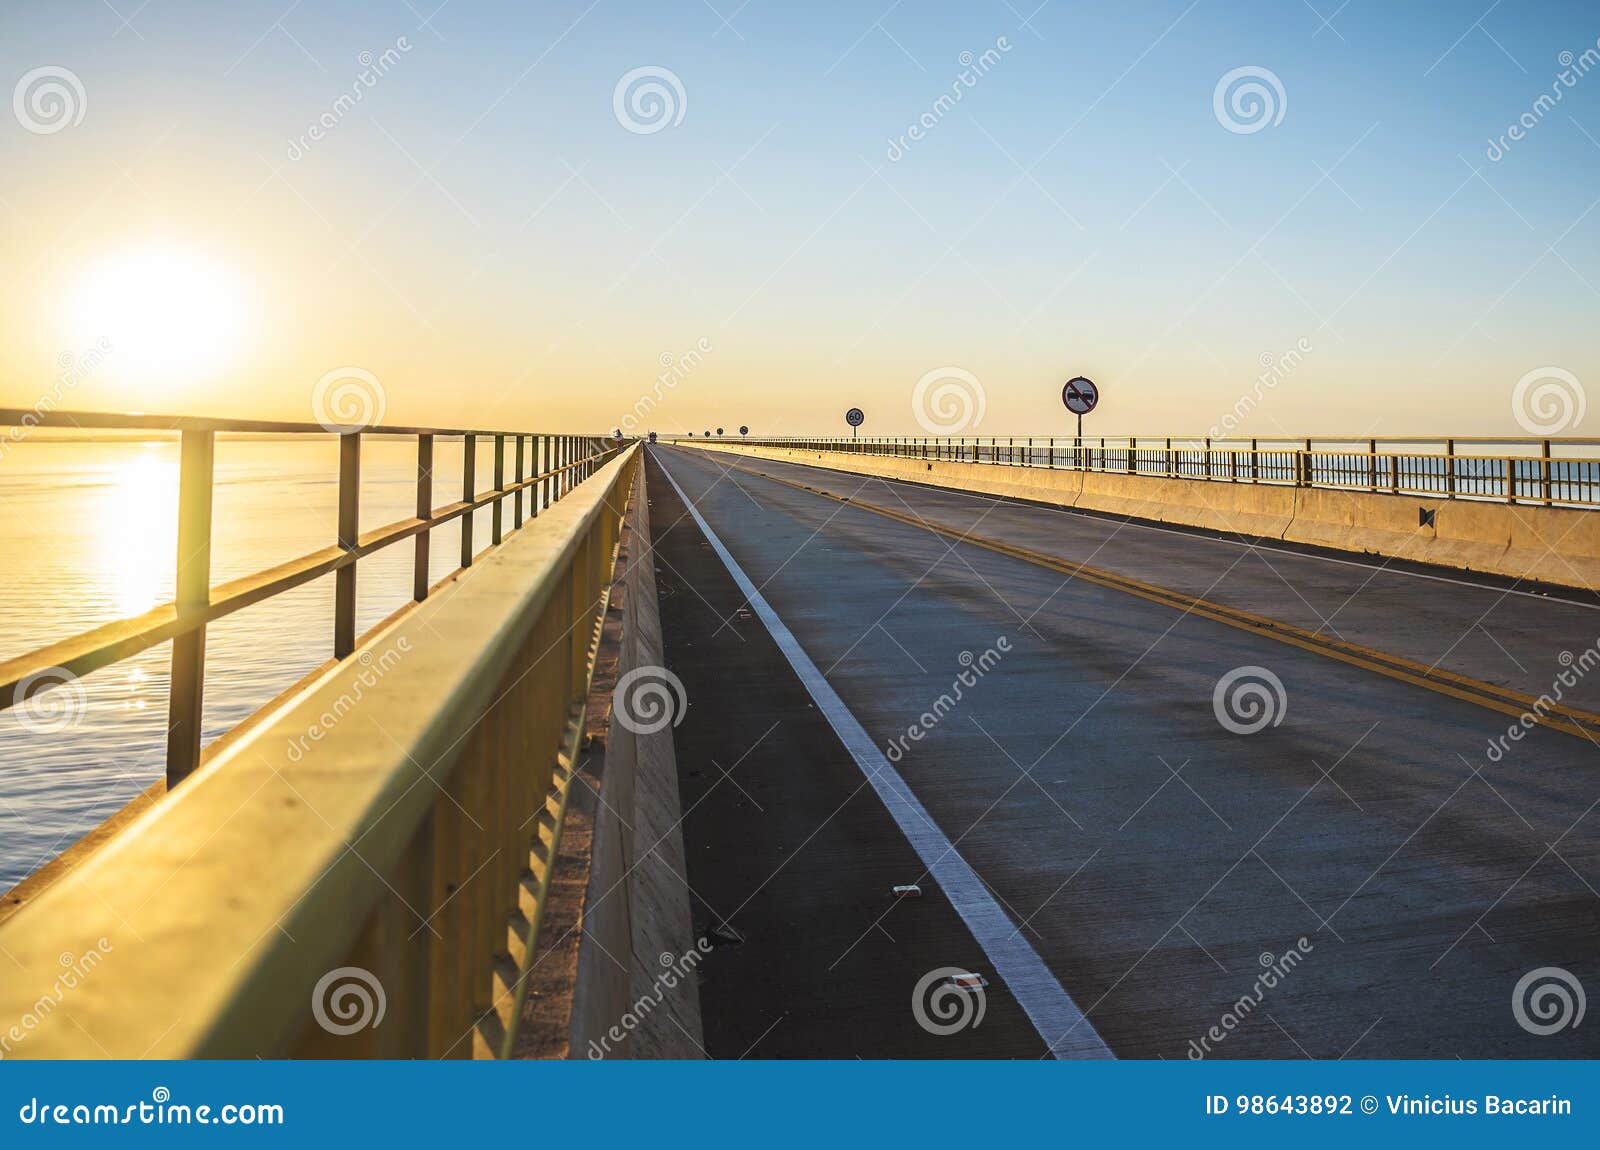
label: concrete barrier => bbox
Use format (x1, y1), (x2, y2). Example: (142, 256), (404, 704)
(672, 442), (1600, 592)
(526, 459), (704, 1060)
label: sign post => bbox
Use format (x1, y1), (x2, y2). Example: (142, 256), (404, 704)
(845, 407), (865, 438)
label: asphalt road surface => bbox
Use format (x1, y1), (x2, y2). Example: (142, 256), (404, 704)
(646, 445), (1600, 1059)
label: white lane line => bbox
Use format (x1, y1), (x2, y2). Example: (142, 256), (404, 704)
(656, 453), (1114, 1060)
(700, 449), (1600, 612)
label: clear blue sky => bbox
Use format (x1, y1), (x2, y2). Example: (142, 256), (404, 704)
(1, 0), (1596, 437)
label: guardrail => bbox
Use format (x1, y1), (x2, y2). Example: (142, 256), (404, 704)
(0, 408), (620, 787)
(673, 435), (1600, 509)
(0, 434), (642, 1058)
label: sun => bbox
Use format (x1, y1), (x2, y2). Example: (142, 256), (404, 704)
(62, 240), (249, 393)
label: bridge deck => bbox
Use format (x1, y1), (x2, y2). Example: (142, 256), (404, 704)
(648, 445), (1600, 1059)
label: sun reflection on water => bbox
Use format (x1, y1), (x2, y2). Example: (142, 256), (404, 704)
(93, 446), (179, 618)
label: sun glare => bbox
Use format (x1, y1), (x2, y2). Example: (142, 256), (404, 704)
(93, 447), (178, 618)
(63, 240), (249, 392)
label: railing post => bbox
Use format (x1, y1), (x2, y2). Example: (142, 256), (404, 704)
(1203, 437), (1211, 479)
(1506, 456), (1518, 504)
(1541, 438), (1552, 504)
(536, 435), (547, 513)
(1128, 437), (1136, 474)
(1368, 438), (1378, 490)
(166, 429), (214, 788)
(514, 435), (525, 529)
(492, 434), (505, 545)
(334, 432), (361, 659)
(461, 434), (476, 568)
(1445, 438), (1456, 498)
(414, 435), (433, 602)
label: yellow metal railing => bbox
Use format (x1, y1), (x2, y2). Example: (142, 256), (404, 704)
(0, 442), (640, 1058)
(675, 434), (1600, 508)
(0, 409), (619, 787)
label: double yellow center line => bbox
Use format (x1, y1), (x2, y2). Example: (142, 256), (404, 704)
(695, 450), (1600, 745)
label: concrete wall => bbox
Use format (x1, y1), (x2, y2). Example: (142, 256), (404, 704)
(564, 462), (704, 1060)
(672, 442), (1600, 592)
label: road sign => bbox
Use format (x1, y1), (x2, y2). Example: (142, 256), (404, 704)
(716, 427), (724, 436)
(703, 430), (711, 437)
(845, 407), (865, 438)
(739, 425), (749, 436)
(1062, 377), (1099, 415)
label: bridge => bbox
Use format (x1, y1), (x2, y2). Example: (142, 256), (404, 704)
(2, 417), (1598, 1059)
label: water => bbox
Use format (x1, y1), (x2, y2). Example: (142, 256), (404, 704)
(0, 436), (523, 889)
